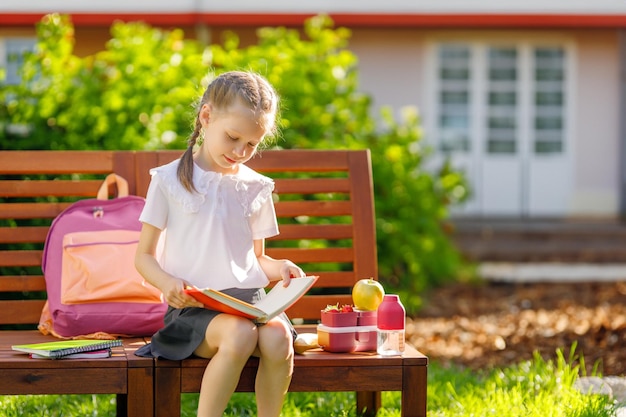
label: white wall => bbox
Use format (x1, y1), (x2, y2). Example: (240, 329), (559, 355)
(349, 29), (426, 120)
(570, 30), (621, 216)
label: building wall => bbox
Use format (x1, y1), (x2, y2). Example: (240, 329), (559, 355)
(571, 30), (620, 215)
(349, 28), (426, 118)
(351, 28), (622, 218)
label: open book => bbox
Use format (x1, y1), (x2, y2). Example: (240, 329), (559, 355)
(12, 339), (122, 359)
(185, 276), (318, 323)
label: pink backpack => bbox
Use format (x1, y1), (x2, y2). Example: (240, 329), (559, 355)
(40, 174), (166, 338)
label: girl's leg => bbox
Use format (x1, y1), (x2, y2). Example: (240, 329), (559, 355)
(193, 314), (259, 417)
(253, 318), (295, 417)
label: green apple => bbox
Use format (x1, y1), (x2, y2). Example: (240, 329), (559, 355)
(352, 278), (385, 311)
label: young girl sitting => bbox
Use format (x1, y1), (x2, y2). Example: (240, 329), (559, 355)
(135, 71), (305, 417)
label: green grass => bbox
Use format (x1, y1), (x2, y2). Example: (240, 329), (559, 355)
(0, 349), (618, 416)
(427, 349), (616, 417)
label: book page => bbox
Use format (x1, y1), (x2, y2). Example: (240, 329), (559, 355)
(185, 276), (318, 323)
(253, 276), (318, 322)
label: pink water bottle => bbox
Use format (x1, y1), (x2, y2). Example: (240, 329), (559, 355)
(376, 294), (405, 356)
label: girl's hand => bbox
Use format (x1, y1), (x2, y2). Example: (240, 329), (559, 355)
(162, 277), (204, 309)
(280, 260), (305, 287)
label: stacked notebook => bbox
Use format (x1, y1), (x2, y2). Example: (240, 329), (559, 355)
(12, 339), (122, 359)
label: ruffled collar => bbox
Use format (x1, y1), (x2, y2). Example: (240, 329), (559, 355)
(150, 159), (274, 215)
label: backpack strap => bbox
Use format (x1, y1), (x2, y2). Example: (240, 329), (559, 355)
(97, 174), (129, 200)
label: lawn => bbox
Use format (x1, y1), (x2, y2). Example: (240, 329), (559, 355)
(0, 349), (617, 416)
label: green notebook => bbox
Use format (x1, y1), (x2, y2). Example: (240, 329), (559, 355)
(12, 339), (122, 359)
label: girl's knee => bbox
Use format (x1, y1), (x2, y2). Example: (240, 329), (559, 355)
(258, 320), (294, 361)
(233, 319), (259, 347)
(212, 316), (259, 357)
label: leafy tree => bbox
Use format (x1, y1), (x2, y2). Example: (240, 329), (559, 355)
(0, 14), (469, 311)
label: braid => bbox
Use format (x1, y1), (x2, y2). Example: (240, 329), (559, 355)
(177, 117), (202, 193)
(175, 71), (279, 193)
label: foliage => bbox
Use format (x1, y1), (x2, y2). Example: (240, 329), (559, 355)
(366, 108), (467, 310)
(205, 16), (373, 150)
(0, 14), (469, 307)
(1, 14), (203, 150)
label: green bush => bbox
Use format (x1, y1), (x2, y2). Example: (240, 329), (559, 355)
(1, 14), (469, 312)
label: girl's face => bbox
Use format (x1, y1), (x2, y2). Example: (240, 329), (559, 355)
(195, 101), (269, 174)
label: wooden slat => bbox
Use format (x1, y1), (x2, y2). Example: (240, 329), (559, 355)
(274, 177), (350, 194)
(265, 247), (354, 264)
(0, 250), (42, 267)
(275, 200), (352, 217)
(0, 180), (103, 198)
(177, 351), (421, 390)
(0, 226), (49, 244)
(307, 271), (355, 287)
(348, 151), (378, 280)
(177, 346), (425, 371)
(268, 224), (352, 241)
(286, 295), (353, 320)
(112, 151), (139, 195)
(135, 151), (160, 198)
(0, 300), (46, 324)
(0, 369), (127, 394)
(266, 271), (355, 288)
(291, 366), (403, 392)
(155, 151), (181, 167)
(0, 151), (115, 174)
(0, 202), (70, 219)
(0, 276), (46, 292)
(248, 150), (350, 172)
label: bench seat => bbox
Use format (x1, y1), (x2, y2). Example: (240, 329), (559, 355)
(0, 331), (153, 416)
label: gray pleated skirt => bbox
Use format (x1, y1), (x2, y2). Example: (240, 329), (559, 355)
(135, 287), (296, 360)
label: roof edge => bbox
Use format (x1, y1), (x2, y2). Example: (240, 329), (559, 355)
(2, 12), (626, 28)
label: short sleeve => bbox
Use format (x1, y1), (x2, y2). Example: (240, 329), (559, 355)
(139, 173), (168, 230)
(250, 192), (279, 240)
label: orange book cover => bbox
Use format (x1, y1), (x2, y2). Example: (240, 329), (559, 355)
(184, 276), (318, 323)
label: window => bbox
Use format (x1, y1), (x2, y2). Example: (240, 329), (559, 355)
(533, 47), (565, 153)
(434, 42), (567, 156)
(437, 44), (471, 152)
(3, 38), (36, 85)
(487, 47), (518, 154)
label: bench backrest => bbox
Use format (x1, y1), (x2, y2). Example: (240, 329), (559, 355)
(0, 149), (377, 326)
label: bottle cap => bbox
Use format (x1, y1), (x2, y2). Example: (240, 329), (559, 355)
(377, 294), (405, 330)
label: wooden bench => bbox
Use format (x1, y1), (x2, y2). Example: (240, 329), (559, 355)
(0, 149), (428, 417)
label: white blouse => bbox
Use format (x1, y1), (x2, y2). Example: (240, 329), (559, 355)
(139, 159), (279, 290)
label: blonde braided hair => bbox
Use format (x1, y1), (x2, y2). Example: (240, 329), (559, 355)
(177, 71), (279, 192)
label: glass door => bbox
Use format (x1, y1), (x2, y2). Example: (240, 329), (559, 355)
(431, 41), (571, 217)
